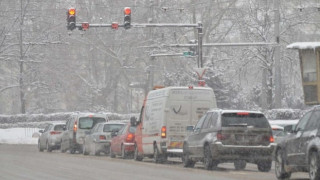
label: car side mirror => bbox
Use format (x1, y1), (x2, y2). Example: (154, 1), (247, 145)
(130, 116), (137, 126)
(39, 130), (44, 133)
(111, 131), (118, 138)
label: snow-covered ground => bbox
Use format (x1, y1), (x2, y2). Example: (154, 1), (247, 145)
(0, 128), (39, 144)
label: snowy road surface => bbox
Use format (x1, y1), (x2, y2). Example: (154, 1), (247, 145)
(0, 144), (310, 180)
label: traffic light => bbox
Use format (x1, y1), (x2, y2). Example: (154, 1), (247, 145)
(123, 7), (131, 29)
(67, 8), (76, 30)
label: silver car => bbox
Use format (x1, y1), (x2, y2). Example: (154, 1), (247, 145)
(38, 123), (66, 152)
(83, 122), (125, 156)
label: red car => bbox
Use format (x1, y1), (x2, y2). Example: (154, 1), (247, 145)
(110, 123), (136, 159)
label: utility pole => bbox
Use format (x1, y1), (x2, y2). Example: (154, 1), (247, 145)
(274, 0), (281, 108)
(19, 0), (26, 114)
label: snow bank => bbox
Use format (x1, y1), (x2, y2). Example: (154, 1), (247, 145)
(287, 42), (320, 50)
(0, 128), (39, 144)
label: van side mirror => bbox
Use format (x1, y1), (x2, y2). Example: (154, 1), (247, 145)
(186, 125), (194, 132)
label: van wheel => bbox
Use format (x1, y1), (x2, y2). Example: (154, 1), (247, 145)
(38, 140), (44, 152)
(110, 146), (115, 158)
(153, 145), (162, 163)
(309, 151), (320, 180)
(134, 144), (143, 161)
(234, 160), (246, 170)
(70, 148), (76, 154)
(203, 145), (214, 170)
(83, 144), (89, 155)
(182, 143), (195, 168)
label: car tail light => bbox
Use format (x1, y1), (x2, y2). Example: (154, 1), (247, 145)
(126, 133), (134, 142)
(99, 135), (106, 140)
(217, 131), (229, 141)
(73, 120), (77, 132)
(50, 131), (61, 135)
(161, 126), (166, 138)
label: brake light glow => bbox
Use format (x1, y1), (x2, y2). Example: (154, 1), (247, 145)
(269, 135), (274, 143)
(50, 131), (61, 135)
(73, 120), (77, 132)
(99, 135), (106, 140)
(161, 126), (166, 138)
(237, 112), (249, 116)
(188, 86), (193, 89)
(126, 133), (134, 142)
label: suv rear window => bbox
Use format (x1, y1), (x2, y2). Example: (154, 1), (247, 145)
(54, 124), (65, 131)
(103, 124), (124, 132)
(79, 117), (106, 129)
(221, 113), (269, 128)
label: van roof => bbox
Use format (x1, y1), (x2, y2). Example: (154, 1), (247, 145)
(73, 112), (106, 118)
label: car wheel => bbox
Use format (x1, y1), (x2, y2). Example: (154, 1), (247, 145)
(70, 148), (76, 154)
(309, 151), (320, 180)
(46, 141), (52, 152)
(83, 143), (89, 156)
(110, 146), (115, 158)
(38, 140), (44, 152)
(257, 160), (272, 172)
(234, 160), (246, 170)
(94, 143), (100, 156)
(121, 145), (127, 159)
(60, 140), (66, 153)
(275, 149), (291, 179)
(134, 144), (143, 161)
(203, 144), (214, 170)
(182, 143), (195, 168)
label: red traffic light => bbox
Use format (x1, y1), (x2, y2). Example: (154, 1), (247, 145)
(68, 8), (76, 15)
(124, 7), (131, 15)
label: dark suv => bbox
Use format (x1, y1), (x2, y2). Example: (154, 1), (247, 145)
(275, 106), (320, 180)
(182, 109), (275, 172)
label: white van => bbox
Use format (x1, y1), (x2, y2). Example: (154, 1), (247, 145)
(132, 86), (217, 162)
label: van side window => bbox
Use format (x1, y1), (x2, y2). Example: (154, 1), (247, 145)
(202, 113), (213, 129)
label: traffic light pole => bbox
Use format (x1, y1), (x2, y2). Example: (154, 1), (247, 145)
(73, 22), (204, 68)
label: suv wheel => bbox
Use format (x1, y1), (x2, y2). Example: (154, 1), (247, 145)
(275, 149), (291, 179)
(110, 146), (115, 158)
(134, 144), (143, 161)
(257, 160), (272, 172)
(309, 151), (320, 180)
(234, 160), (246, 170)
(203, 145), (215, 170)
(46, 141), (52, 152)
(182, 144), (195, 168)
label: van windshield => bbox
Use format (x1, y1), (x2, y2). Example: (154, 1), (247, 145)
(221, 113), (269, 128)
(79, 117), (106, 129)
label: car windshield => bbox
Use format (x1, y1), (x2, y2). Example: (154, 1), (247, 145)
(79, 117), (106, 129)
(103, 124), (124, 132)
(222, 113), (269, 128)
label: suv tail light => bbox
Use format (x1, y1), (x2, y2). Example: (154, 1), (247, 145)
(99, 135), (106, 140)
(161, 126), (166, 138)
(217, 131), (229, 141)
(126, 133), (134, 142)
(50, 131), (61, 135)
(269, 135), (274, 143)
(73, 120), (77, 132)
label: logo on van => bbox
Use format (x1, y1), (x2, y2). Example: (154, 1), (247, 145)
(173, 105), (181, 114)
(172, 105), (187, 115)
